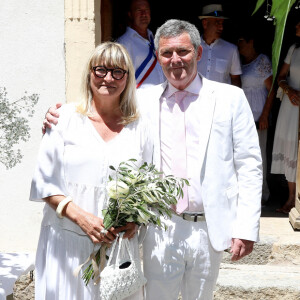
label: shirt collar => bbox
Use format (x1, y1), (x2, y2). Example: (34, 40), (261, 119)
(126, 26), (153, 42)
(201, 36), (220, 47)
(165, 74), (202, 99)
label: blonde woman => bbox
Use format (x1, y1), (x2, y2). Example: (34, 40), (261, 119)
(30, 42), (153, 299)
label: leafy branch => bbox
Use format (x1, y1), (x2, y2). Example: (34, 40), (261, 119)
(0, 87), (39, 169)
(81, 159), (189, 285)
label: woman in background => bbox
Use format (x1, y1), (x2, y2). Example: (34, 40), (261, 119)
(238, 28), (275, 205)
(271, 21), (300, 213)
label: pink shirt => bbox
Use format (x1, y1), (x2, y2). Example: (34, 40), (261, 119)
(160, 75), (204, 212)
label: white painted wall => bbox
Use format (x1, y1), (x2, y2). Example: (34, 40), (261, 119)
(0, 0), (65, 253)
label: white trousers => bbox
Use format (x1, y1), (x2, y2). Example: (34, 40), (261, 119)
(142, 215), (223, 300)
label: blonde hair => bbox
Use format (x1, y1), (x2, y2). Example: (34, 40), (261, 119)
(76, 42), (139, 125)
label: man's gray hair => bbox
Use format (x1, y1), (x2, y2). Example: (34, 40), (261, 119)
(154, 19), (201, 50)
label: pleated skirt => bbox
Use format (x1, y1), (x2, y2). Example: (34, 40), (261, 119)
(35, 224), (142, 300)
(271, 94), (299, 182)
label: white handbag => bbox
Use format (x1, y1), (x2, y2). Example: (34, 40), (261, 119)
(99, 232), (147, 300)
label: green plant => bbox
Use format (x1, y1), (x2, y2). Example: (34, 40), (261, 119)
(0, 87), (39, 169)
(81, 159), (189, 285)
(253, 0), (297, 83)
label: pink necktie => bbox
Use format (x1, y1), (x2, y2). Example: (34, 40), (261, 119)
(171, 91), (188, 214)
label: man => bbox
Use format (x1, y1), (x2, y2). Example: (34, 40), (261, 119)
(138, 19), (261, 299)
(43, 19), (262, 300)
(197, 4), (242, 86)
(117, 0), (165, 88)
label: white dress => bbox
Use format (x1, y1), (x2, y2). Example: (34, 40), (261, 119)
(241, 54), (272, 200)
(271, 45), (300, 182)
(30, 103), (153, 300)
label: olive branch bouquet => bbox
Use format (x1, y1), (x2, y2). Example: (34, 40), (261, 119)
(81, 159), (189, 285)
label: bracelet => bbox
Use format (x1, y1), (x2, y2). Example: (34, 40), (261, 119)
(56, 196), (73, 219)
(278, 79), (287, 86)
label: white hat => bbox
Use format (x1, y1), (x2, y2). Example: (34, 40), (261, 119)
(198, 4), (228, 20)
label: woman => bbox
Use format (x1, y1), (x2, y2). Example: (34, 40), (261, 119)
(271, 21), (300, 213)
(238, 30), (274, 204)
(30, 42), (153, 299)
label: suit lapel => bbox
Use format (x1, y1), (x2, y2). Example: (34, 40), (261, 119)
(197, 77), (216, 172)
(152, 82), (167, 170)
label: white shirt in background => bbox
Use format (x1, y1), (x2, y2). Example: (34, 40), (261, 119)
(117, 27), (165, 89)
(197, 37), (242, 84)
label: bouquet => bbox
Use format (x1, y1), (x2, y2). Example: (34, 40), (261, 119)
(81, 159), (188, 285)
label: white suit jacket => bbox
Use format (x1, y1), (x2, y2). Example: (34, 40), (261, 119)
(137, 74), (262, 251)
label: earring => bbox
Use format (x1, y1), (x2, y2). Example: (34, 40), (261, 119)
(295, 0), (300, 9)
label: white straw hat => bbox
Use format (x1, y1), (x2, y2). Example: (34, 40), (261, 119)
(198, 4), (228, 20)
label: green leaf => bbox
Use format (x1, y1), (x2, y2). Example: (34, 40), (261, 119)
(128, 158), (137, 162)
(252, 0), (266, 15)
(103, 213), (115, 229)
(270, 0), (296, 83)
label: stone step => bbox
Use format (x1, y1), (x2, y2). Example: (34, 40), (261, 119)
(214, 264), (300, 300)
(222, 217), (300, 265)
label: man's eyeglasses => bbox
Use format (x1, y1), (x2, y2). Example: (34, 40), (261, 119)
(92, 66), (128, 80)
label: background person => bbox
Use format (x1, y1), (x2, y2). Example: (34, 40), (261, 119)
(197, 4), (242, 86)
(30, 42), (152, 300)
(237, 27), (275, 204)
(271, 21), (300, 214)
(117, 0), (165, 89)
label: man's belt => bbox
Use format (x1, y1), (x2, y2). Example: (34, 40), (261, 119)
(177, 212), (206, 222)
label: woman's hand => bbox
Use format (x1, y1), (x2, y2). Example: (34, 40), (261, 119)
(76, 211), (118, 244)
(287, 88), (300, 106)
(115, 222), (138, 239)
(44, 195), (118, 244)
(259, 114), (269, 130)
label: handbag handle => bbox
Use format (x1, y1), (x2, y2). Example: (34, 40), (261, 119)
(106, 232), (135, 268)
(106, 232), (122, 266)
(116, 235), (135, 266)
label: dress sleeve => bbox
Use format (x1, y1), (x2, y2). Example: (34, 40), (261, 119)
(284, 44), (296, 65)
(29, 106), (73, 201)
(258, 54), (272, 80)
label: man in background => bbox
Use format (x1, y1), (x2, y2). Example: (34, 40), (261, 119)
(117, 0), (165, 89)
(198, 4), (242, 86)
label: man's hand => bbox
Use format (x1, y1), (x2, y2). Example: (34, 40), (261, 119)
(230, 238), (254, 261)
(42, 103), (62, 134)
(115, 222), (139, 240)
